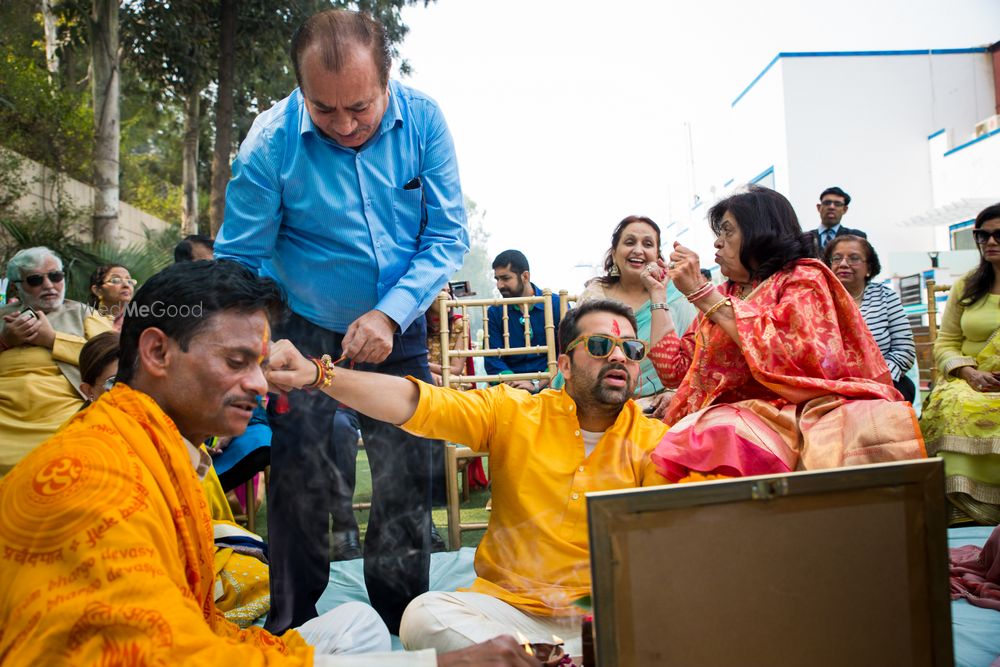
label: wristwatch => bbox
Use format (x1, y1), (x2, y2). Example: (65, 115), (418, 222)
(650, 302), (670, 311)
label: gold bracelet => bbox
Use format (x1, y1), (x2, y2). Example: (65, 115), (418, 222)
(702, 297), (731, 320)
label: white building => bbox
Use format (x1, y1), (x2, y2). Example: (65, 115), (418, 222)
(674, 44), (1000, 289)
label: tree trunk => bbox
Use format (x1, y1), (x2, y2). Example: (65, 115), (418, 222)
(90, 0), (120, 244)
(181, 90), (201, 236)
(209, 0), (236, 237)
(41, 0), (59, 75)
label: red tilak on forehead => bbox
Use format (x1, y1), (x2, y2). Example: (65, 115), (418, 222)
(611, 319), (620, 336)
(258, 322), (271, 364)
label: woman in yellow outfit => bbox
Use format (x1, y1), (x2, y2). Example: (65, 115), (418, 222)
(922, 202), (1000, 523)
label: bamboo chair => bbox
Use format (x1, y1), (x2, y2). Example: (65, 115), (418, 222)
(438, 289), (559, 550)
(924, 279), (952, 387)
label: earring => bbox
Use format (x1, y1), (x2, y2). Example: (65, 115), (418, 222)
(609, 264), (620, 277)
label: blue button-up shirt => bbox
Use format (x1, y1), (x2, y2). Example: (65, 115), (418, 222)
(216, 80), (469, 333)
(484, 284), (562, 375)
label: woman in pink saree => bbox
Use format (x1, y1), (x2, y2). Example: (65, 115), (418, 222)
(649, 186), (924, 481)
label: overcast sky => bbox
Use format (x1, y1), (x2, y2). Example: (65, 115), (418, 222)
(395, 0), (1000, 291)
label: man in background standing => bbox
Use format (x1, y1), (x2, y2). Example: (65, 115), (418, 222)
(216, 9), (468, 635)
(811, 186), (866, 251)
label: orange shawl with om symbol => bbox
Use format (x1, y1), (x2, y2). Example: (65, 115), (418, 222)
(0, 384), (313, 666)
(650, 260), (924, 480)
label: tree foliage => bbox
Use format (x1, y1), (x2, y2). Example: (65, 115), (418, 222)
(0, 49), (93, 181)
(1, 0), (436, 243)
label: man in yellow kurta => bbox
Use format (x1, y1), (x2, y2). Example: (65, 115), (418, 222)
(266, 298), (670, 657)
(0, 246), (113, 476)
(0, 260), (535, 667)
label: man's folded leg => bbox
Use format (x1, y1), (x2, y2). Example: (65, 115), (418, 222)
(399, 591), (583, 657)
(297, 601), (392, 655)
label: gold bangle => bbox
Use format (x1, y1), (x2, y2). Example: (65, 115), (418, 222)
(702, 297), (731, 320)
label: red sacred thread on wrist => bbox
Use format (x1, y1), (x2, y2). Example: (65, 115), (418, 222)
(304, 354), (338, 391)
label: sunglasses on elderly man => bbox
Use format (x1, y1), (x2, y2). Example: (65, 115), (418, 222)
(973, 229), (1000, 245)
(565, 334), (648, 362)
(15, 271), (65, 287)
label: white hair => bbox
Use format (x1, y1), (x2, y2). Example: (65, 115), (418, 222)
(6, 246), (63, 283)
(7, 247), (65, 307)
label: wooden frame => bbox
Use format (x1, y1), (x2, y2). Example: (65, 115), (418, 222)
(587, 460), (953, 667)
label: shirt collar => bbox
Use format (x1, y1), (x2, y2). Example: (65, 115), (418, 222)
(181, 437), (213, 481)
(552, 385), (640, 428)
(820, 223), (841, 236)
(507, 283), (545, 311)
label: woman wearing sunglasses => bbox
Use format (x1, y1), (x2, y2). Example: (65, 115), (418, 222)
(88, 263), (137, 331)
(0, 247), (114, 477)
(921, 202), (1000, 524)
(648, 186), (923, 482)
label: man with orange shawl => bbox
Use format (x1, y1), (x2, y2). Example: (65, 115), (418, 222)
(0, 260), (534, 666)
(648, 187), (924, 479)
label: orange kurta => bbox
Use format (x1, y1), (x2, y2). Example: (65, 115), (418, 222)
(401, 380), (668, 617)
(0, 384), (312, 666)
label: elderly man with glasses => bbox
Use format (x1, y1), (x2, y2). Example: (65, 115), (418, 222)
(810, 186), (867, 252)
(0, 246), (113, 476)
(265, 298), (669, 657)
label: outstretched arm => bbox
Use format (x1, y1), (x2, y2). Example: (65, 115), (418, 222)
(267, 339), (420, 426)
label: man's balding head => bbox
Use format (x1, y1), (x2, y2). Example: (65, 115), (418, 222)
(291, 9), (391, 90)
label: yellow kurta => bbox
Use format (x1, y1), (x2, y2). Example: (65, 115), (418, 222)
(0, 305), (112, 476)
(401, 381), (669, 617)
(933, 275), (1000, 376)
(0, 384), (313, 666)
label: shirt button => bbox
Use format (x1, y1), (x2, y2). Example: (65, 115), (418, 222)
(572, 493), (580, 500)
(574, 430), (580, 437)
(578, 466), (585, 472)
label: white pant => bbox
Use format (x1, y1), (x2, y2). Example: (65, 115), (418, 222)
(399, 591), (583, 657)
(296, 601), (392, 655)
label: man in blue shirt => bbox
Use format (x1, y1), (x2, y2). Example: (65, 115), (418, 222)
(810, 186), (866, 252)
(484, 250), (561, 392)
(215, 9), (468, 636)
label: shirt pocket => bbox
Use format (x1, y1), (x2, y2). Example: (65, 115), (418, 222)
(392, 185), (424, 237)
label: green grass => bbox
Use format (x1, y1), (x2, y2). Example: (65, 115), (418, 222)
(251, 450), (489, 550)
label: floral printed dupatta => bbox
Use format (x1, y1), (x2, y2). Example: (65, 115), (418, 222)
(653, 260), (925, 481)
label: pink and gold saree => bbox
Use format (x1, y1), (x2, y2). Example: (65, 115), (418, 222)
(650, 260), (925, 481)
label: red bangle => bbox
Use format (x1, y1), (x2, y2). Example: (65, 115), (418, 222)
(685, 282), (714, 303)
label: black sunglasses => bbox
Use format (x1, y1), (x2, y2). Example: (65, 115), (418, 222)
(565, 334), (648, 362)
(973, 229), (1000, 245)
(16, 271), (65, 287)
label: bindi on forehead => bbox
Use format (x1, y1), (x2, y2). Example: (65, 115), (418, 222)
(611, 320), (621, 336)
